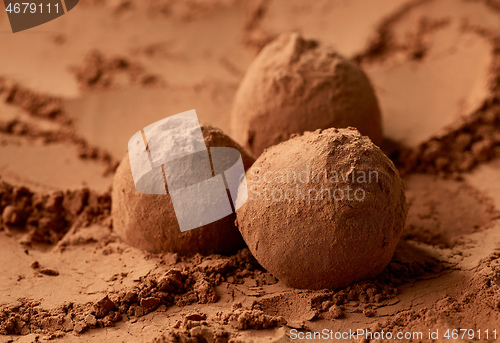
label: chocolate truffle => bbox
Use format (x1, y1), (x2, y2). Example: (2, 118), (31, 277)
(112, 124), (255, 255)
(236, 128), (407, 289)
(231, 33), (382, 156)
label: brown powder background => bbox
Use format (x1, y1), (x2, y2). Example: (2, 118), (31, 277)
(1, 0), (500, 342)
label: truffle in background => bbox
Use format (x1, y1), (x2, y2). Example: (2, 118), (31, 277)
(231, 33), (383, 156)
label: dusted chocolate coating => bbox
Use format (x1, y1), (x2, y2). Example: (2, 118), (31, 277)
(112, 124), (255, 255)
(231, 33), (382, 156)
(236, 128), (407, 289)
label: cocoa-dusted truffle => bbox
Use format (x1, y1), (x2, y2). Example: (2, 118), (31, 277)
(231, 33), (382, 156)
(236, 128), (407, 289)
(112, 124), (255, 256)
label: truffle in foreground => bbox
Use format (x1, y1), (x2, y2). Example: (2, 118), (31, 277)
(112, 124), (254, 256)
(236, 128), (407, 289)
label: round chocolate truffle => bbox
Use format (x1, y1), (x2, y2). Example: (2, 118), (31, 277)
(112, 124), (255, 256)
(231, 33), (382, 156)
(236, 128), (407, 289)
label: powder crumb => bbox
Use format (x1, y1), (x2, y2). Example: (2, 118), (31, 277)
(363, 308), (376, 318)
(38, 268), (59, 276)
(85, 314), (97, 326)
(329, 305), (344, 319)
(71, 51), (165, 92)
(73, 322), (87, 334)
(94, 296), (116, 318)
(216, 308), (286, 330)
(140, 297), (161, 311)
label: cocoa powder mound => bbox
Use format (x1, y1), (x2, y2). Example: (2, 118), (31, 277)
(236, 128), (408, 290)
(355, 4), (500, 176)
(151, 322), (231, 343)
(111, 124), (254, 256)
(215, 307), (286, 330)
(0, 77), (64, 120)
(71, 51), (164, 92)
(0, 117), (119, 176)
(370, 247), (500, 339)
(0, 75), (119, 175)
(0, 179), (111, 244)
(394, 101), (500, 176)
(0, 241), (441, 338)
(0, 248), (267, 337)
(231, 33), (382, 157)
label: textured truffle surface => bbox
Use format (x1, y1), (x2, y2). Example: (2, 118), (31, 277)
(231, 33), (382, 156)
(236, 128), (407, 289)
(112, 124), (255, 255)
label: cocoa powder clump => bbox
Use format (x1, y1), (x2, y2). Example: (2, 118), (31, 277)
(0, 180), (111, 244)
